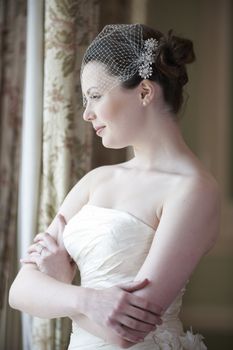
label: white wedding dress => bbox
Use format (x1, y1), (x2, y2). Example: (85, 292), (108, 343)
(63, 204), (207, 349)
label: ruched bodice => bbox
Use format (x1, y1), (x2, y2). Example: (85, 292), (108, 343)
(63, 204), (207, 349)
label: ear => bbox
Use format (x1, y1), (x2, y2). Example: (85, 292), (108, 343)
(139, 80), (157, 106)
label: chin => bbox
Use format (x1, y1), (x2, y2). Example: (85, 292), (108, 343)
(102, 138), (128, 150)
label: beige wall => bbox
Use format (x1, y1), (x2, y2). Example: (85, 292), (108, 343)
(130, 0), (233, 338)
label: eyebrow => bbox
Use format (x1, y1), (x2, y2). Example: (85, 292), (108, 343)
(86, 87), (98, 95)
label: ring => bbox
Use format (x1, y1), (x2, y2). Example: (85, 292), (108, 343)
(38, 244), (44, 255)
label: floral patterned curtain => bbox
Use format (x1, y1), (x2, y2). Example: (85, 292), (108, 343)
(31, 1), (100, 349)
(0, 0), (27, 349)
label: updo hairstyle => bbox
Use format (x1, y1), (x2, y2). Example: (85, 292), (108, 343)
(83, 24), (196, 115)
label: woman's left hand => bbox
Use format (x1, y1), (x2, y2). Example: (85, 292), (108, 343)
(20, 215), (76, 284)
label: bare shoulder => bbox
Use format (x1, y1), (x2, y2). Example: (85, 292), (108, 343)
(184, 171), (220, 204)
(45, 164), (116, 238)
(57, 165), (114, 221)
(164, 170), (221, 251)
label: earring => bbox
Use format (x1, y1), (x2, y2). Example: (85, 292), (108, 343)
(142, 101), (146, 106)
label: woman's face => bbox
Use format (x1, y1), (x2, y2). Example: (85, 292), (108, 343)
(81, 61), (145, 149)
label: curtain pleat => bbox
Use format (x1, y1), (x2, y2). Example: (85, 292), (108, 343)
(18, 1), (44, 349)
(0, 0), (27, 349)
(31, 1), (100, 349)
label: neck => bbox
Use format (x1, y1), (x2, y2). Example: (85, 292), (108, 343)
(130, 107), (194, 172)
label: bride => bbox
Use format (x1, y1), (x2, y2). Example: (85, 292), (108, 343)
(9, 24), (220, 349)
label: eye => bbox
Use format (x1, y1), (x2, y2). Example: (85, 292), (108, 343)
(90, 94), (101, 100)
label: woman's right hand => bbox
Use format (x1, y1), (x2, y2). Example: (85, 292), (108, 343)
(82, 278), (163, 343)
(20, 214), (76, 284)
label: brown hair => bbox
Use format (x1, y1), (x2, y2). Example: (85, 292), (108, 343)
(83, 24), (196, 115)
(123, 25), (196, 115)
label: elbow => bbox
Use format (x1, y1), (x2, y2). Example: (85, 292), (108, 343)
(8, 283), (19, 310)
(8, 278), (24, 311)
(8, 267), (33, 311)
(8, 287), (16, 309)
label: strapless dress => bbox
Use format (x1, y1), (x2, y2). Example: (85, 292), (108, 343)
(63, 204), (207, 349)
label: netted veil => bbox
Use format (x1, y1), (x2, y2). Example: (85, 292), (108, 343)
(80, 24), (159, 106)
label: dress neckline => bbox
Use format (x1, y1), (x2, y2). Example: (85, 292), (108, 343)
(83, 204), (156, 231)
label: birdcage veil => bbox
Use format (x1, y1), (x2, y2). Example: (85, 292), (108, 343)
(80, 24), (159, 106)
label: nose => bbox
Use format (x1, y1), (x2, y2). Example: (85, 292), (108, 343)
(83, 104), (96, 122)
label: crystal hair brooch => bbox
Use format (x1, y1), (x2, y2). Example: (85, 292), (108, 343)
(138, 38), (159, 79)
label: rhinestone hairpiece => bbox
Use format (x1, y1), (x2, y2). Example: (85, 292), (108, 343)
(138, 38), (159, 79)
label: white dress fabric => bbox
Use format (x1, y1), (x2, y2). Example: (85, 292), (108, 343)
(63, 204), (207, 349)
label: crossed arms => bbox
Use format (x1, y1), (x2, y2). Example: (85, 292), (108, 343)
(9, 167), (220, 348)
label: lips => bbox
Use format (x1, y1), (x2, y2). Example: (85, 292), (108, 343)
(96, 126), (105, 136)
(94, 126), (105, 132)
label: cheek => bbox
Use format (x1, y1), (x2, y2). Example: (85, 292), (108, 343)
(98, 98), (124, 123)
(97, 92), (140, 131)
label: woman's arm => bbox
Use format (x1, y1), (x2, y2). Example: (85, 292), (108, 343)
(70, 313), (141, 349)
(9, 168), (95, 316)
(9, 263), (90, 318)
(69, 280), (156, 348)
(17, 214), (162, 347)
(63, 176), (220, 349)
(9, 262), (149, 348)
(131, 176), (221, 311)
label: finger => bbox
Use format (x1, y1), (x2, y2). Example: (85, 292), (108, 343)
(33, 232), (45, 241)
(20, 255), (40, 265)
(34, 232), (50, 242)
(27, 243), (46, 254)
(34, 233), (58, 253)
(116, 314), (156, 333)
(23, 251), (44, 261)
(124, 304), (162, 326)
(27, 243), (38, 254)
(118, 278), (149, 292)
(129, 294), (164, 316)
(110, 321), (144, 343)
